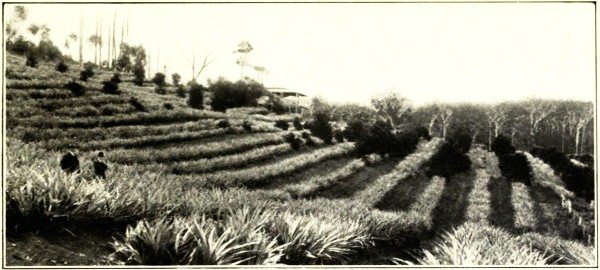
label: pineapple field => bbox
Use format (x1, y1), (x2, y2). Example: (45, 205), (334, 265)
(3, 51), (597, 266)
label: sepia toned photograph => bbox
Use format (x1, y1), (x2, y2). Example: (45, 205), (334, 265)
(2, 1), (597, 267)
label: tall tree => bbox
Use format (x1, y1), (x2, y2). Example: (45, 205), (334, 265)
(370, 92), (412, 130)
(523, 98), (556, 148)
(485, 104), (507, 150)
(234, 41), (253, 79)
(181, 47), (214, 84)
(79, 16), (83, 66)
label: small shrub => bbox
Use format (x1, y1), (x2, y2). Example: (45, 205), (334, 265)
(100, 105), (117, 116)
(491, 135), (515, 157)
(188, 83), (204, 109)
(176, 85), (186, 98)
(275, 120), (289, 131)
(243, 119), (253, 131)
(55, 62), (68, 73)
(301, 131), (314, 146)
(25, 53), (38, 68)
(309, 113), (333, 144)
(132, 65), (145, 86)
(293, 117), (303, 130)
(284, 133), (302, 151)
(271, 98), (286, 115)
(217, 119), (231, 129)
(425, 142), (472, 179)
(163, 103), (174, 110)
(110, 73), (122, 84)
(343, 121), (365, 142)
(65, 81), (85, 96)
(154, 86), (167, 95)
(333, 130), (344, 143)
(447, 132), (473, 154)
(102, 81), (120, 94)
(172, 73), (181, 86)
(129, 97), (146, 112)
(80, 63), (95, 82)
(498, 153), (532, 185)
(152, 73), (167, 87)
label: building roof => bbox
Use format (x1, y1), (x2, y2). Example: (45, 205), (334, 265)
(266, 87), (307, 98)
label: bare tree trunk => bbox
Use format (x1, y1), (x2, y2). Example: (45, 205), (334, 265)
(94, 14), (98, 65)
(112, 11), (116, 69)
(561, 125), (566, 152)
(581, 124), (588, 154)
(488, 122), (492, 150)
(107, 26), (111, 68)
(79, 16), (83, 66)
(575, 126), (581, 155)
(99, 16), (102, 68)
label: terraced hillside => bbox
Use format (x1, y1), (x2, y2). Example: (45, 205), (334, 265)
(4, 53), (596, 266)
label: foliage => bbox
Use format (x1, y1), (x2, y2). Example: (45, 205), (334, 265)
(292, 117), (303, 130)
(530, 147), (593, 201)
(25, 52), (38, 68)
(275, 120), (289, 131)
(176, 85), (187, 98)
(129, 97), (146, 112)
(333, 130), (344, 143)
(343, 121), (365, 142)
(217, 119), (231, 129)
(65, 81), (85, 97)
(209, 78), (267, 112)
(6, 36), (36, 55)
(80, 62), (95, 82)
(187, 83), (204, 109)
(491, 135), (515, 157)
(283, 133), (303, 151)
(171, 73), (181, 86)
(308, 113), (333, 144)
(163, 103), (174, 110)
(55, 62), (68, 73)
(102, 81), (120, 95)
(111, 73), (122, 84)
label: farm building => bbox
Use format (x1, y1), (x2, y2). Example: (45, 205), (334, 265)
(267, 87), (311, 115)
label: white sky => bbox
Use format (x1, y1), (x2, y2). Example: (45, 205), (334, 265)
(4, 3), (596, 106)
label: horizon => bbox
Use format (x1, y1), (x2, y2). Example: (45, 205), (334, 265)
(4, 3), (596, 106)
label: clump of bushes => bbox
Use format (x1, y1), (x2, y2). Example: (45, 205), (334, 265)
(275, 120), (289, 130)
(132, 64), (145, 86)
(293, 117), (303, 130)
(333, 130), (344, 143)
(171, 73), (181, 86)
(187, 83), (204, 109)
(243, 119), (253, 132)
(343, 121), (365, 142)
(152, 73), (167, 95)
(163, 103), (174, 110)
(102, 81), (120, 94)
(424, 131), (472, 179)
(284, 133), (303, 151)
(270, 98), (286, 115)
(209, 79), (267, 112)
(110, 73), (122, 84)
(301, 131), (314, 146)
(80, 62), (95, 82)
(217, 119), (231, 129)
(55, 62), (68, 73)
(308, 113), (333, 144)
(129, 97), (146, 112)
(65, 81), (85, 96)
(531, 147), (594, 201)
(25, 52), (38, 68)
(176, 85), (186, 98)
(491, 135), (532, 185)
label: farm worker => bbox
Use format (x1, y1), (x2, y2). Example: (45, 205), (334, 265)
(93, 151), (108, 179)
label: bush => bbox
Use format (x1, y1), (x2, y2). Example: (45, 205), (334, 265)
(132, 65), (145, 86)
(271, 98), (286, 115)
(498, 153), (532, 185)
(188, 83), (204, 109)
(217, 119), (231, 129)
(491, 135), (515, 157)
(152, 73), (166, 87)
(334, 130), (344, 143)
(80, 63), (95, 82)
(25, 52), (38, 68)
(102, 81), (120, 94)
(425, 142), (472, 179)
(355, 120), (393, 156)
(154, 86), (166, 95)
(301, 131), (314, 146)
(111, 73), (122, 84)
(129, 97), (146, 112)
(55, 62), (68, 73)
(284, 133), (302, 151)
(293, 117), (303, 130)
(163, 103), (174, 110)
(210, 79), (267, 112)
(36, 40), (63, 62)
(65, 81), (85, 96)
(275, 120), (289, 130)
(176, 85), (186, 98)
(172, 73), (181, 86)
(343, 121), (365, 142)
(447, 132), (473, 154)
(309, 113), (333, 144)
(7, 36), (36, 55)
(243, 119), (253, 132)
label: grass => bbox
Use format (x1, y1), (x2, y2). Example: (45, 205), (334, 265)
(351, 138), (444, 206)
(522, 151), (575, 199)
(282, 154), (382, 198)
(465, 149), (492, 224)
(511, 182), (539, 232)
(201, 142), (355, 188)
(170, 143), (295, 174)
(106, 132), (288, 164)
